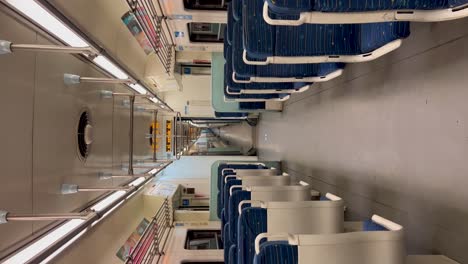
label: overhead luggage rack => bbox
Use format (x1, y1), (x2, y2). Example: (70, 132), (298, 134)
(125, 0), (176, 74)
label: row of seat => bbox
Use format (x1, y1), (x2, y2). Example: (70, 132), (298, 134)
(215, 161), (460, 264)
(216, 0), (467, 114)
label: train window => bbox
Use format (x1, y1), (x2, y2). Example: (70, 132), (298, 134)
(183, 0), (228, 11)
(188, 23), (226, 43)
(185, 230), (223, 250)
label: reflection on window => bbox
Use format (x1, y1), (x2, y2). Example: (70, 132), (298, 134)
(184, 0), (228, 10)
(185, 230), (223, 250)
(188, 23), (226, 43)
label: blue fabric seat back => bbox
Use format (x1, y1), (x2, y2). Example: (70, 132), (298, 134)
(240, 102), (267, 110)
(224, 65), (293, 100)
(238, 207), (268, 264)
(242, 0), (410, 59)
(231, 18), (344, 78)
(267, 0), (466, 13)
(253, 241), (298, 264)
(266, 0), (313, 14)
(228, 190), (252, 243)
(363, 220), (389, 231)
(224, 179), (243, 219)
(218, 163), (261, 191)
(225, 55), (310, 94)
(225, 59), (303, 93)
(217, 192), (222, 218)
(215, 112), (249, 118)
(224, 223), (232, 263)
(229, 244), (238, 264)
(232, 0), (243, 21)
(315, 0), (458, 11)
(226, 8), (233, 46)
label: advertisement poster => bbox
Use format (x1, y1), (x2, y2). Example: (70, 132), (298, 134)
(121, 11), (154, 55)
(116, 218), (150, 262)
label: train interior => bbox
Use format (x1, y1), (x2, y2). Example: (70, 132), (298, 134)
(1, 0), (468, 263)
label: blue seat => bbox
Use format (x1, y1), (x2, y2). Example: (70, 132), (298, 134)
(227, 190), (252, 263)
(238, 207), (268, 264)
(223, 223), (232, 262)
(223, 179), (243, 223)
(253, 241), (298, 264)
(230, 10), (345, 83)
(265, 0), (468, 25)
(215, 112), (249, 118)
(253, 220), (391, 264)
(240, 102), (268, 110)
(225, 41), (310, 94)
(238, 196), (341, 264)
(217, 164), (263, 218)
(241, 0), (411, 64)
(217, 163), (263, 191)
(224, 64), (293, 100)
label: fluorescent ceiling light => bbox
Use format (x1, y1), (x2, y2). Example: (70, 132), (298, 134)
(6, 0), (88, 48)
(148, 168), (159, 175)
(40, 229), (87, 264)
(4, 219), (85, 264)
(91, 190), (126, 212)
(93, 55), (129, 79)
(299, 181), (309, 186)
(129, 177), (146, 187)
(149, 97), (160, 104)
(128, 83), (147, 95)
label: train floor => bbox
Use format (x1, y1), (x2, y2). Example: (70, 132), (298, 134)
(256, 18), (468, 264)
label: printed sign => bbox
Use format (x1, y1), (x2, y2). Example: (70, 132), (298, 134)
(168, 14), (193, 20)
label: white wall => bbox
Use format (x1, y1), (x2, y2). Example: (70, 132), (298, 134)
(163, 75), (215, 117)
(157, 156), (257, 197)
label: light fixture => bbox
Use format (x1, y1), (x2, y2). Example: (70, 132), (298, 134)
(93, 55), (129, 79)
(128, 83), (148, 95)
(3, 219), (85, 264)
(39, 229), (88, 264)
(90, 191), (127, 212)
(129, 177), (146, 187)
(149, 97), (160, 104)
(148, 168), (159, 175)
(299, 181), (309, 186)
(5, 0), (88, 48)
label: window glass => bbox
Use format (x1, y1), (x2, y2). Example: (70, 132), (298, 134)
(184, 0), (228, 10)
(185, 230), (223, 250)
(188, 23), (226, 43)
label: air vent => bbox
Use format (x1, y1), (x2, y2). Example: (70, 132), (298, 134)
(77, 111), (93, 160)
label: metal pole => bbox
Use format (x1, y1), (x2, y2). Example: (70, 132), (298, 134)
(129, 95), (135, 176)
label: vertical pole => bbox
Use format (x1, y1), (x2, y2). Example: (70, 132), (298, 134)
(128, 95), (135, 176)
(153, 110), (158, 162)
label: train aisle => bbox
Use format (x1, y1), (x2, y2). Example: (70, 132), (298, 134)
(256, 18), (468, 264)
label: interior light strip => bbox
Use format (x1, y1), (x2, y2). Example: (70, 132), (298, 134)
(90, 191), (127, 212)
(128, 83), (148, 95)
(5, 0), (88, 47)
(5, 0), (169, 107)
(93, 55), (129, 80)
(3, 219), (85, 264)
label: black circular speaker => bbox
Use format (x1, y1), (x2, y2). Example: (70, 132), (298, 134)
(77, 111), (92, 160)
